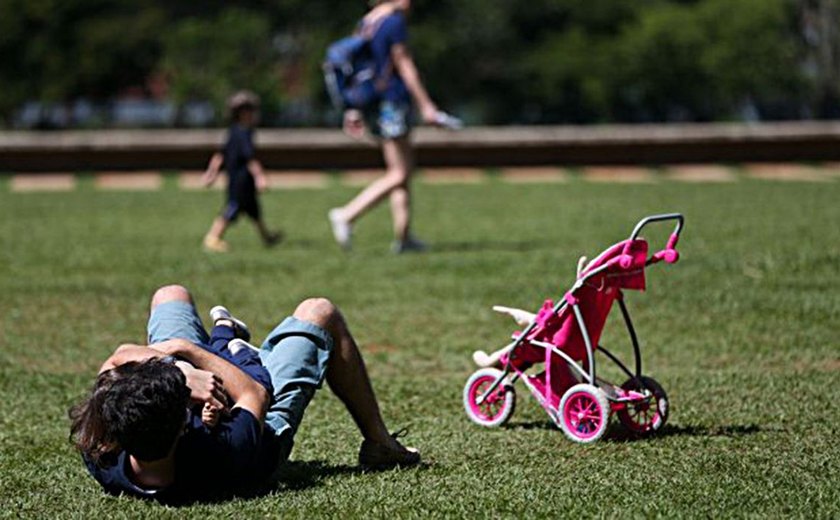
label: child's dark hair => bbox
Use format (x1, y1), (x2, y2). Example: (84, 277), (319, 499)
(227, 90), (260, 122)
(69, 359), (190, 464)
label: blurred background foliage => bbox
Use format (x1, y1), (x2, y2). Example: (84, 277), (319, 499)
(0, 0), (838, 127)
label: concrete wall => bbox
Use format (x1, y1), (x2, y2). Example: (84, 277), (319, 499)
(3, 122), (840, 172)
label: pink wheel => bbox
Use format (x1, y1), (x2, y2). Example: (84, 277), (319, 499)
(463, 368), (515, 427)
(617, 376), (668, 436)
(559, 384), (609, 443)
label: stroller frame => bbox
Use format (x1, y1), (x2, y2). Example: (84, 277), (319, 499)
(466, 214), (685, 442)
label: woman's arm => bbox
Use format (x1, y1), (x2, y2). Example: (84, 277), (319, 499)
(391, 43), (439, 124)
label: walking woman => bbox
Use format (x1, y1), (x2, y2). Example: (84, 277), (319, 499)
(328, 0), (454, 253)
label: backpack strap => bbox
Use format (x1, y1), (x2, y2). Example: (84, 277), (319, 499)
(357, 15), (395, 94)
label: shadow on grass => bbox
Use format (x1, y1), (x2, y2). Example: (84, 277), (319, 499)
(268, 460), (362, 492)
(274, 238), (323, 251)
(268, 459), (431, 492)
(505, 421), (765, 442)
(429, 239), (548, 254)
(608, 423), (764, 443)
(167, 460), (427, 505)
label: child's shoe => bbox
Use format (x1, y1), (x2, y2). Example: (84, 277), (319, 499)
(228, 338), (261, 355)
(263, 231), (283, 248)
(203, 235), (229, 253)
(210, 306), (251, 342)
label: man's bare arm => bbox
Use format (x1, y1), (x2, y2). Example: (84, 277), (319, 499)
(152, 339), (269, 425)
(98, 342), (228, 410)
(98, 343), (165, 373)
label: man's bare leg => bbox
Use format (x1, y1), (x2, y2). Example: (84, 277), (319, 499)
(292, 298), (418, 463)
(150, 284), (194, 311)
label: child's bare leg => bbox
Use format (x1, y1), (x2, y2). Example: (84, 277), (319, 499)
(252, 218), (281, 245)
(203, 217), (230, 252)
(207, 217), (228, 240)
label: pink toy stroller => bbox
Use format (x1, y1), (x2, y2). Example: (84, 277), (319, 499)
(463, 214), (684, 443)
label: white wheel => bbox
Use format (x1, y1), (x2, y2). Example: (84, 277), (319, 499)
(558, 383), (610, 443)
(463, 368), (516, 427)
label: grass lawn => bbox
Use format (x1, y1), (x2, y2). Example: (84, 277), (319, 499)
(1, 179), (838, 518)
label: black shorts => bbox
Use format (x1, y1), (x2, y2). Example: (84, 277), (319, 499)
(222, 190), (261, 222)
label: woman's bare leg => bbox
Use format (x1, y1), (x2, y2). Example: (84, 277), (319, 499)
(339, 137), (412, 234)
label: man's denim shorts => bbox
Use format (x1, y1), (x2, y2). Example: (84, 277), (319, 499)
(147, 301), (333, 461)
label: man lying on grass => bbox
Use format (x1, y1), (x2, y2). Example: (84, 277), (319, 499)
(69, 284), (419, 503)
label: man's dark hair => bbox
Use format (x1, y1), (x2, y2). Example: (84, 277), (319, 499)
(70, 359), (190, 464)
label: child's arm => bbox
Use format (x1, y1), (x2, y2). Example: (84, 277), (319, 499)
(202, 402), (222, 428)
(202, 152), (224, 187)
(247, 159), (268, 192)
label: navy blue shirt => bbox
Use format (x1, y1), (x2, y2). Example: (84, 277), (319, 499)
(223, 125), (256, 199)
(84, 408), (280, 504)
(368, 13), (410, 103)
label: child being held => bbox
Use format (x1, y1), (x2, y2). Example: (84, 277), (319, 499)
(199, 306), (272, 429)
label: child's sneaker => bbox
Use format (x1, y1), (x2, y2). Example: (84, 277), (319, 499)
(209, 306), (251, 342)
(263, 231), (283, 248)
(328, 208), (352, 250)
(392, 235), (428, 254)
(227, 338), (261, 356)
(358, 430), (420, 470)
(203, 235), (229, 253)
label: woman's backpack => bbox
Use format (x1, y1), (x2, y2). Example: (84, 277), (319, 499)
(323, 18), (391, 111)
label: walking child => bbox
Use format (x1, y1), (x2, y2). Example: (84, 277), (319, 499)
(202, 91), (281, 252)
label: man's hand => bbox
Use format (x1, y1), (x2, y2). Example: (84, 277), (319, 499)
(176, 361), (228, 411)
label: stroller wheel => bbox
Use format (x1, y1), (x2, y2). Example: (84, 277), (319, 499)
(463, 368), (516, 427)
(559, 384), (610, 443)
(617, 376), (669, 436)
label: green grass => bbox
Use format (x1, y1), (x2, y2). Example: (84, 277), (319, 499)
(1, 180), (839, 518)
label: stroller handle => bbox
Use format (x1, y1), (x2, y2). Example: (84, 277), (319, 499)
(622, 213), (685, 266)
(629, 213), (684, 241)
